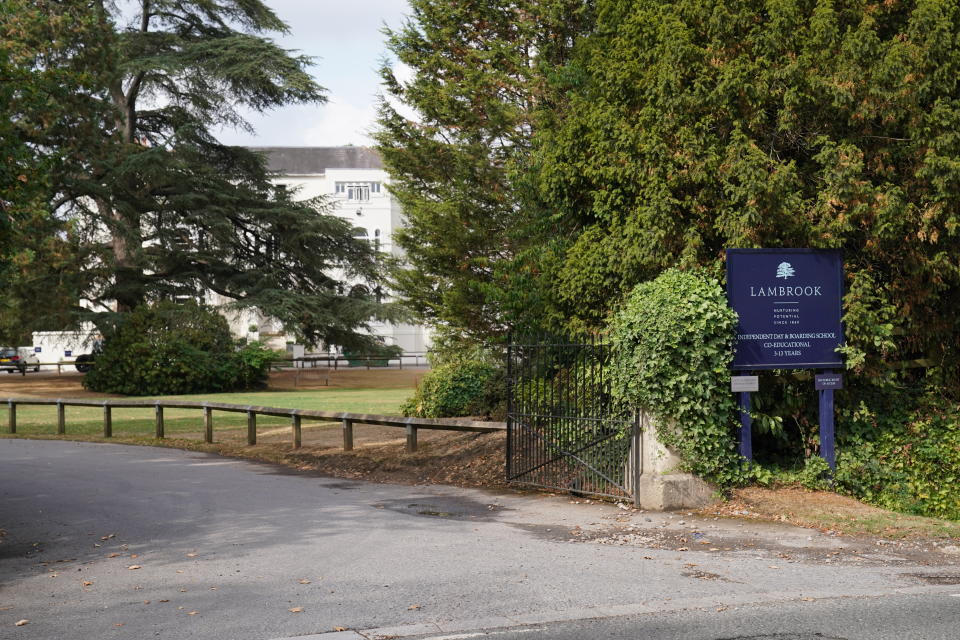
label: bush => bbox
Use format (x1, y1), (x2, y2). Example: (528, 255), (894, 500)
(83, 301), (273, 395)
(607, 268), (747, 486)
(836, 400), (960, 521)
(401, 360), (502, 418)
(343, 340), (403, 367)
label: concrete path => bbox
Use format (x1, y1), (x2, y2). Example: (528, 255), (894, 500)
(1, 439), (958, 640)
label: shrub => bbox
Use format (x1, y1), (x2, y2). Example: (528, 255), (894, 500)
(343, 340), (403, 367)
(607, 268), (747, 486)
(836, 401), (960, 521)
(83, 301), (273, 395)
(401, 360), (502, 418)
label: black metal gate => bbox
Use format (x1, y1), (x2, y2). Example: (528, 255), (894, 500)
(506, 335), (640, 503)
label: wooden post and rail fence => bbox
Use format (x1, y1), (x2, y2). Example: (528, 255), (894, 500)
(1, 397), (505, 452)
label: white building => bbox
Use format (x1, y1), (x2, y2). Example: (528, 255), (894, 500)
(240, 146), (430, 354)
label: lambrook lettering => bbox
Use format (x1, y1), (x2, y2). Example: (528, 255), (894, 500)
(749, 285), (822, 297)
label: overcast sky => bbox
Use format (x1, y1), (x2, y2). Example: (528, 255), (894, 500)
(215, 0), (412, 148)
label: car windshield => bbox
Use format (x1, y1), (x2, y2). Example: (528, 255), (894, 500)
(0, 348), (17, 357)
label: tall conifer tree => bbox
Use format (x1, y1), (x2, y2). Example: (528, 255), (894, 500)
(4, 0), (397, 349)
(375, 0), (594, 341)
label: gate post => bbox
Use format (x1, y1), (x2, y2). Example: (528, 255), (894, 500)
(631, 411), (642, 507)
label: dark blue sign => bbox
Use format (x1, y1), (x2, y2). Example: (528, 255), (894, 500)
(727, 249), (844, 370)
(815, 374), (843, 390)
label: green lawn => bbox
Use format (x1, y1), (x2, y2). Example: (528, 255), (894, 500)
(3, 388), (413, 438)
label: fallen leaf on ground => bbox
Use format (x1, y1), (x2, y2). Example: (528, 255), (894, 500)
(187, 611), (198, 616)
(100, 534), (115, 541)
(186, 553), (198, 558)
(768, 565), (780, 569)
(678, 547), (689, 551)
(802, 597), (815, 601)
(107, 553), (120, 558)
(130, 554), (139, 559)
(159, 599), (169, 603)
(643, 556), (653, 560)
(15, 620), (29, 627)
(82, 580), (93, 587)
(298, 579), (311, 584)
(176, 570), (184, 574)
(179, 588), (187, 592)
(334, 627), (347, 632)
(143, 601), (150, 604)
(408, 604), (422, 610)
(716, 606), (729, 612)
(114, 623), (124, 627)
(127, 565), (141, 570)
(288, 607), (304, 613)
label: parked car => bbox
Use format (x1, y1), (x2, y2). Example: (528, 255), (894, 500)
(0, 347), (41, 374)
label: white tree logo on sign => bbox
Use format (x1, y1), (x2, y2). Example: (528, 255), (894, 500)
(776, 262), (795, 279)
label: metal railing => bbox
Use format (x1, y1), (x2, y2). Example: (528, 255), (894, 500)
(285, 353), (430, 370)
(1, 397), (504, 452)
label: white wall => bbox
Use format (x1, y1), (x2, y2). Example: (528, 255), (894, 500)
(31, 326), (99, 370)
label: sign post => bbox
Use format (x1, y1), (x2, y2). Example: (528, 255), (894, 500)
(731, 376), (758, 459)
(815, 372), (843, 470)
(726, 249), (844, 469)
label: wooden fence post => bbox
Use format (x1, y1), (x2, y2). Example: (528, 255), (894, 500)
(8, 401), (15, 434)
(292, 414), (301, 449)
(342, 418), (353, 451)
(204, 407), (213, 443)
(406, 424), (417, 453)
(57, 402), (65, 435)
(247, 410), (256, 445)
(103, 404), (112, 438)
(155, 404), (164, 439)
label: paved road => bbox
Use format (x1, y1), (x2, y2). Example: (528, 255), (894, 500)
(1, 440), (958, 640)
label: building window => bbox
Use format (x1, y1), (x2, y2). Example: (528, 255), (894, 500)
(347, 184), (370, 202)
(334, 182), (379, 202)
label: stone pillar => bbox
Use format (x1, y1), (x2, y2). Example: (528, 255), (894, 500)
(624, 411), (716, 510)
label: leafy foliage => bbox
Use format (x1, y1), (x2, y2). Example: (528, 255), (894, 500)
(835, 395), (960, 521)
(533, 0), (960, 390)
(83, 302), (272, 396)
(3, 0), (399, 349)
(607, 269), (746, 485)
(343, 341), (404, 367)
(0, 0), (111, 344)
(375, 0), (595, 340)
(401, 361), (502, 419)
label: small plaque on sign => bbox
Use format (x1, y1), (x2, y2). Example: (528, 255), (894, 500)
(64, 350), (72, 357)
(815, 374), (843, 390)
(731, 376), (759, 393)
(34, 347), (41, 353)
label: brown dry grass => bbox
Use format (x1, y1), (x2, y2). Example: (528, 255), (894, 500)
(707, 487), (960, 539)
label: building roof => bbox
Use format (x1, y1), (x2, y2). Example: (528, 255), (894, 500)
(251, 146), (384, 175)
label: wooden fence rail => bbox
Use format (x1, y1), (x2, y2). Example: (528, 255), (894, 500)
(1, 397), (504, 452)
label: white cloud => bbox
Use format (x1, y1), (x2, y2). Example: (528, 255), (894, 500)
(300, 100), (378, 147)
